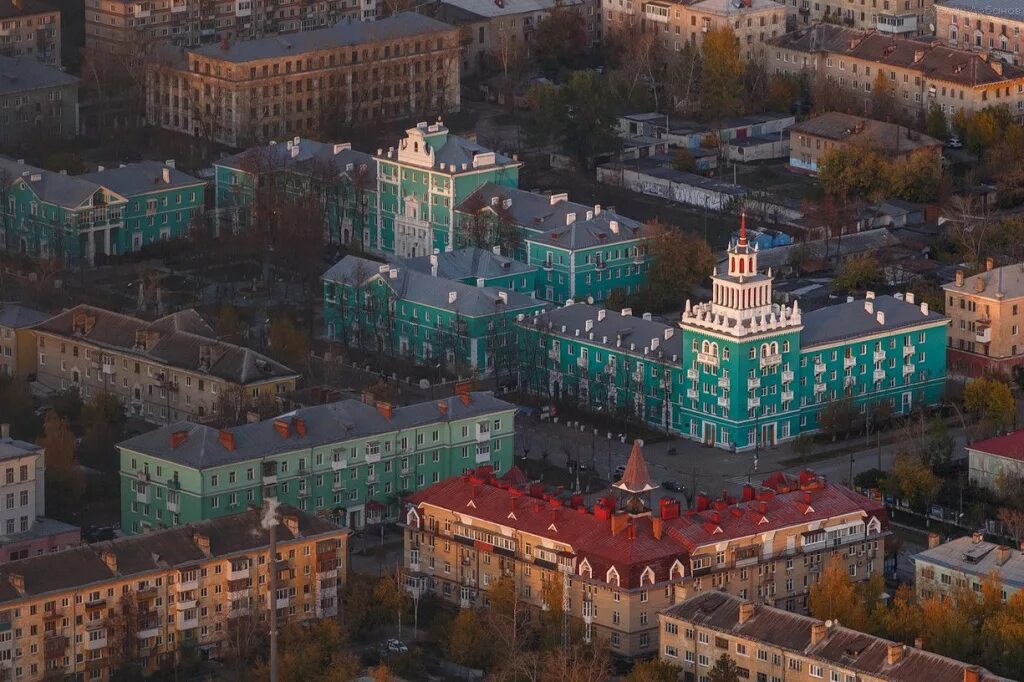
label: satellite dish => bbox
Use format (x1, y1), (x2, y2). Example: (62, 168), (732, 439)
(929, 23), (935, 32)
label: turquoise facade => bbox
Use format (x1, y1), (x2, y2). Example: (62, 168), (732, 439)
(516, 226), (949, 450)
(214, 139), (379, 249)
(118, 392), (518, 532)
(377, 122), (519, 257)
(322, 255), (545, 375)
(0, 159), (203, 264)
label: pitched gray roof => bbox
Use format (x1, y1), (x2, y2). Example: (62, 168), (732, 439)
(519, 303), (684, 362)
(0, 55), (78, 96)
(322, 256), (542, 317)
(0, 506), (344, 604)
(753, 228), (902, 270)
(438, 0), (579, 19)
(79, 161), (204, 197)
(217, 139), (377, 184)
(0, 302), (48, 329)
(663, 592), (1010, 682)
(458, 184), (648, 249)
(0, 437), (40, 464)
(800, 295), (946, 348)
(790, 112), (941, 152)
(942, 263), (1024, 300)
(0, 156), (103, 209)
(398, 248), (536, 281)
(118, 392), (516, 468)
(385, 124), (518, 173)
(191, 13), (455, 63)
(34, 305), (298, 385)
(914, 535), (1024, 591)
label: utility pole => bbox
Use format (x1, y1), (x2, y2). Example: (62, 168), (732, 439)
(261, 498), (281, 682)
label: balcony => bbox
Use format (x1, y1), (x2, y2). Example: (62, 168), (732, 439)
(760, 353), (782, 369)
(903, 364), (915, 376)
(697, 352), (719, 368)
(843, 356), (856, 369)
(166, 500), (179, 513)
(276, 596), (291, 610)
(176, 613), (198, 630)
(813, 362), (826, 375)
(903, 344), (915, 357)
(976, 326), (991, 343)
(717, 376), (730, 389)
(262, 473), (278, 485)
(717, 396), (730, 408)
(686, 368), (699, 380)
(873, 368), (886, 382)
(175, 598), (197, 611)
(548, 349), (559, 361)
(85, 633), (107, 651)
(176, 576), (198, 592)
(135, 487), (149, 504)
(576, 356), (588, 371)
(873, 350), (885, 362)
(747, 377), (760, 390)
(365, 451), (381, 464)
(229, 564), (250, 581)
(844, 376), (856, 388)
(137, 625), (160, 640)
(813, 383), (825, 394)
(686, 389), (699, 400)
(781, 390), (794, 402)
(781, 369), (794, 383)
(747, 398), (760, 409)
(331, 459), (346, 471)
(171, 0), (187, 11)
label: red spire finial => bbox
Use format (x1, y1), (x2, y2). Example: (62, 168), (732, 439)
(739, 211), (747, 245)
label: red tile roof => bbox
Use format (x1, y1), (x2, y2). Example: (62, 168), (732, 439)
(969, 429), (1024, 462)
(405, 469), (886, 589)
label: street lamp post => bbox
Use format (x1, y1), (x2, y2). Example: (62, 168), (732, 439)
(261, 498), (281, 682)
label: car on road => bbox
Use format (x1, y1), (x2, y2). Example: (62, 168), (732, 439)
(946, 136), (963, 149)
(383, 639), (408, 653)
(614, 465), (627, 479)
(661, 480), (684, 492)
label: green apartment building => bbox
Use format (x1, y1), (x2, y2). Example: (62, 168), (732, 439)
(516, 223), (949, 450)
(0, 157), (204, 264)
(323, 255), (545, 375)
(118, 391), (517, 532)
(214, 138), (378, 247)
(456, 184), (652, 304)
(376, 121), (520, 256)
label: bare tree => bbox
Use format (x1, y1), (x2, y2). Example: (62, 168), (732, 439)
(945, 194), (997, 267)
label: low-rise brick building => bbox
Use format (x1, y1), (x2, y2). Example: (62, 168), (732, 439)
(0, 505), (348, 681)
(402, 443), (888, 657)
(33, 305), (299, 425)
(936, 0), (1024, 66)
(768, 24), (1024, 123)
(659, 591), (1009, 682)
(914, 531), (1023, 603)
(943, 262), (1024, 377)
(0, 302), (47, 379)
(0, 0), (61, 66)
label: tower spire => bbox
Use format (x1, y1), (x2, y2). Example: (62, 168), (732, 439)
(738, 211), (748, 247)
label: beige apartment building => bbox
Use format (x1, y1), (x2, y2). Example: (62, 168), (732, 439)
(145, 12), (461, 147)
(0, 0), (61, 67)
(769, 24), (1024, 123)
(936, 0), (1024, 67)
(0, 303), (48, 380)
(84, 0), (365, 54)
(0, 506), (348, 682)
(788, 111), (941, 174)
(914, 532), (1023, 603)
(435, 0), (600, 76)
(402, 444), (888, 657)
(942, 261), (1024, 377)
(659, 591), (1009, 682)
(603, 0), (784, 60)
(781, 0), (934, 37)
(32, 305), (299, 424)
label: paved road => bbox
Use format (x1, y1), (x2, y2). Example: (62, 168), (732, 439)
(514, 415), (968, 503)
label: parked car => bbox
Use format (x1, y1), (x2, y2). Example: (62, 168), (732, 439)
(662, 480), (684, 492)
(385, 639), (408, 653)
(614, 465), (627, 479)
(946, 136), (963, 149)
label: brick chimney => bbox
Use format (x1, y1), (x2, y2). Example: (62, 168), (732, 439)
(652, 517), (663, 540)
(996, 545), (1011, 566)
(0, 424), (8, 440)
(101, 551), (118, 573)
(376, 401), (393, 420)
(811, 621), (828, 645)
(282, 514), (300, 537)
(955, 269), (965, 287)
(887, 643), (905, 665)
(738, 601), (755, 624)
(610, 512), (629, 536)
(964, 668), (980, 682)
(7, 573), (24, 594)
(985, 257), (994, 271)
(927, 532), (941, 549)
(193, 532), (211, 556)
(972, 531), (983, 544)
